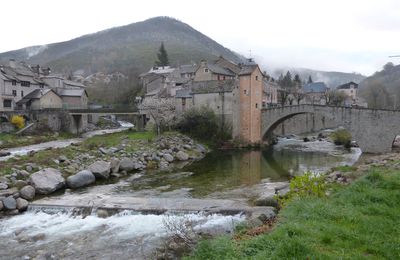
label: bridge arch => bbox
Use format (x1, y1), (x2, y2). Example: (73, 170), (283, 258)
(261, 105), (400, 153)
(262, 111), (312, 141)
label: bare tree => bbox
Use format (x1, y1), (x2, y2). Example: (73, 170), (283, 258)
(323, 90), (346, 106)
(139, 97), (175, 135)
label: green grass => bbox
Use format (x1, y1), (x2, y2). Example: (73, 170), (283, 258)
(186, 168), (400, 259)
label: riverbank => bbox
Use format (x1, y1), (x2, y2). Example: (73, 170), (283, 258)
(0, 130), (208, 216)
(185, 152), (400, 259)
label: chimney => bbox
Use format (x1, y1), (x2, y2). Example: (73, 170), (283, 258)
(9, 59), (16, 68)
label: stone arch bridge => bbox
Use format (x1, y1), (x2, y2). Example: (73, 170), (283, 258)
(262, 105), (400, 153)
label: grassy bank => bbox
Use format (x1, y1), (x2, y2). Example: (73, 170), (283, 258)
(187, 167), (400, 259)
(0, 130), (156, 175)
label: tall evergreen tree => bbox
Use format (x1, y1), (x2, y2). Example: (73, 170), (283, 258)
(307, 75), (313, 84)
(155, 42), (169, 66)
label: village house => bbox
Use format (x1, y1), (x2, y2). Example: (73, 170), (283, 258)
(16, 89), (62, 110)
(303, 82), (329, 104)
(141, 56), (277, 145)
(337, 81), (368, 107)
(0, 60), (88, 112)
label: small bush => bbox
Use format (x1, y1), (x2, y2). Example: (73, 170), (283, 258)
(278, 171), (326, 207)
(175, 107), (231, 145)
(330, 128), (351, 147)
(11, 115), (25, 129)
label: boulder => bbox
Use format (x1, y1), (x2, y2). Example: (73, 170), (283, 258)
(0, 183), (8, 190)
(88, 161), (111, 179)
(176, 151), (189, 161)
(255, 192), (278, 207)
(110, 158), (120, 173)
(163, 153), (174, 162)
(3, 196), (17, 210)
(16, 198), (29, 211)
(119, 158), (135, 172)
(66, 170), (96, 189)
(0, 151), (11, 157)
(0, 201), (3, 211)
(29, 168), (65, 195)
(14, 180), (28, 189)
(20, 185), (35, 201)
(0, 187), (18, 197)
(58, 155), (68, 162)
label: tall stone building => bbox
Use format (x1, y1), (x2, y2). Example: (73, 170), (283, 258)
(232, 64), (264, 144)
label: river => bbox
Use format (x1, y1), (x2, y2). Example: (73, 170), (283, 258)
(0, 137), (361, 259)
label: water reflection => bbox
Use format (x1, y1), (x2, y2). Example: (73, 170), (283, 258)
(122, 144), (359, 198)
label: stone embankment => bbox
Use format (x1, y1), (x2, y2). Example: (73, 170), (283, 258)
(0, 134), (207, 216)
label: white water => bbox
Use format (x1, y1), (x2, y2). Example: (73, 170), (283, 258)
(0, 210), (244, 259)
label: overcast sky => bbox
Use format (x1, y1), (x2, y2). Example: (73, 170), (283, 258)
(2, 0), (399, 75)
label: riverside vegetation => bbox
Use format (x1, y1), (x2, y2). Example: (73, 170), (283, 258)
(186, 154), (400, 259)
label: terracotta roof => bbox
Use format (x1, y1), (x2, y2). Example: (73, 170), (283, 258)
(337, 81), (358, 89)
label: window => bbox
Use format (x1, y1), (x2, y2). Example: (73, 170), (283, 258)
(39, 83), (44, 88)
(255, 103), (258, 108)
(255, 76), (258, 80)
(3, 99), (12, 108)
(12, 90), (17, 96)
(21, 81), (30, 87)
(204, 68), (209, 73)
(11, 80), (16, 86)
(182, 98), (186, 106)
(244, 90), (248, 95)
(21, 91), (24, 97)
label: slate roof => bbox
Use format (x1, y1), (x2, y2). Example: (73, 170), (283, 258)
(303, 82), (328, 93)
(178, 64), (198, 74)
(206, 64), (235, 76)
(57, 88), (87, 97)
(238, 64), (262, 76)
(16, 89), (53, 104)
(337, 81), (358, 89)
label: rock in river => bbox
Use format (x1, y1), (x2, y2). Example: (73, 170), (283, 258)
(29, 168), (65, 195)
(119, 158), (135, 172)
(2, 196), (17, 210)
(88, 161), (111, 179)
(176, 151), (189, 161)
(163, 153), (174, 162)
(66, 170), (96, 189)
(16, 198), (29, 211)
(20, 185), (35, 201)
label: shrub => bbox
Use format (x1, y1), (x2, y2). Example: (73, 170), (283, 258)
(278, 171), (326, 207)
(175, 107), (231, 144)
(11, 115), (25, 129)
(330, 128), (351, 147)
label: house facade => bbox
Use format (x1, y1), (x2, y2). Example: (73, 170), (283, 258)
(16, 89), (62, 110)
(0, 60), (88, 111)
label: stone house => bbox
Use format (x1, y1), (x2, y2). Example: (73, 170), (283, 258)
(193, 60), (236, 81)
(16, 89), (62, 110)
(303, 82), (329, 104)
(175, 80), (235, 125)
(0, 61), (47, 111)
(232, 64), (264, 144)
(56, 89), (88, 109)
(0, 60), (88, 112)
(337, 81), (358, 105)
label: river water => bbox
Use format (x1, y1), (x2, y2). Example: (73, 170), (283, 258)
(0, 137), (362, 259)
